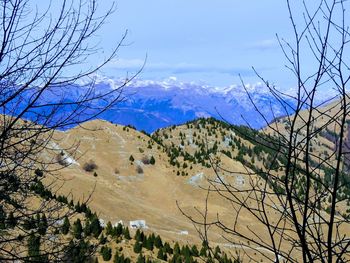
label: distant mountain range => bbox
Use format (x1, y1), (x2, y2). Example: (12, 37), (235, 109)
(18, 76), (300, 133)
(92, 77), (298, 133)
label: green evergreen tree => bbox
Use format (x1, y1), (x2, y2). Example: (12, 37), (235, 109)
(123, 227), (131, 239)
(6, 211), (16, 228)
(84, 220), (92, 236)
(61, 216), (70, 235)
(116, 223), (123, 236)
(38, 213), (48, 235)
(100, 245), (112, 261)
(136, 254), (145, 263)
(157, 248), (167, 261)
(27, 233), (41, 260)
(150, 156), (155, 165)
(144, 236), (154, 251)
(173, 242), (180, 255)
(105, 221), (113, 236)
(134, 242), (142, 253)
(191, 245), (199, 257)
(73, 218), (83, 239)
(90, 215), (102, 238)
(99, 233), (107, 244)
(154, 235), (163, 248)
(129, 155), (134, 162)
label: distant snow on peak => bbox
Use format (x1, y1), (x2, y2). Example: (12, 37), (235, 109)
(76, 76), (297, 133)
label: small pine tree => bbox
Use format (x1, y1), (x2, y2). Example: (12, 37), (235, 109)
(99, 233), (107, 244)
(123, 227), (131, 240)
(6, 212), (16, 228)
(133, 242), (142, 253)
(129, 155), (135, 162)
(191, 245), (199, 257)
(38, 214), (48, 235)
(100, 245), (112, 261)
(105, 221), (113, 236)
(157, 248), (167, 261)
(61, 216), (70, 235)
(145, 236), (154, 251)
(90, 215), (102, 238)
(154, 235), (163, 248)
(136, 253), (145, 263)
(116, 223), (123, 237)
(73, 218), (83, 239)
(173, 242), (180, 255)
(150, 156), (155, 165)
(27, 232), (41, 259)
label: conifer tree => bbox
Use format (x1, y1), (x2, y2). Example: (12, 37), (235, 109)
(38, 214), (48, 235)
(136, 253), (145, 263)
(116, 223), (123, 237)
(27, 232), (41, 260)
(154, 235), (163, 248)
(133, 242), (142, 253)
(123, 227), (131, 240)
(105, 221), (113, 236)
(61, 216), (71, 235)
(100, 246), (112, 261)
(73, 219), (83, 239)
(6, 212), (16, 228)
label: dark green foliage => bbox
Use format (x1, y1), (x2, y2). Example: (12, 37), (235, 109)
(84, 213), (102, 238)
(6, 211), (16, 228)
(144, 235), (154, 251)
(105, 221), (113, 236)
(64, 240), (93, 263)
(191, 245), (199, 257)
(154, 235), (163, 248)
(123, 226), (131, 240)
(37, 214), (48, 235)
(73, 218), (83, 239)
(115, 223), (123, 237)
(34, 168), (44, 177)
(150, 156), (156, 165)
(136, 254), (146, 263)
(100, 245), (112, 261)
(114, 252), (131, 263)
(30, 181), (53, 200)
(61, 216), (70, 235)
(129, 155), (135, 162)
(133, 242), (142, 253)
(27, 233), (41, 260)
(0, 205), (6, 229)
(22, 216), (36, 231)
(157, 247), (167, 261)
(99, 233), (107, 245)
(164, 242), (173, 254)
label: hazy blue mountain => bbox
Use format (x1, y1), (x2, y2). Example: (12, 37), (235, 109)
(17, 77), (297, 133)
(93, 77), (296, 133)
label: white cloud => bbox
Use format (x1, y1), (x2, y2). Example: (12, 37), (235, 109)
(249, 39), (279, 50)
(106, 58), (256, 77)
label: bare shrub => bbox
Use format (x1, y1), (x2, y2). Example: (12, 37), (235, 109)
(83, 160), (98, 172)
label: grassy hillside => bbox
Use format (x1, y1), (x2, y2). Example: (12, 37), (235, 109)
(13, 108), (350, 262)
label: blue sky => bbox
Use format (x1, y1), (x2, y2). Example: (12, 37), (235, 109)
(31, 0), (346, 92)
(91, 0), (297, 88)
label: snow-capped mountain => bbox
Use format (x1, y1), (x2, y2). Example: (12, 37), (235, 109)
(89, 77), (296, 133)
(15, 76), (298, 133)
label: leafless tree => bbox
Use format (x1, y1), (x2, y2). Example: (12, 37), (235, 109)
(0, 0), (139, 261)
(182, 0), (350, 262)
